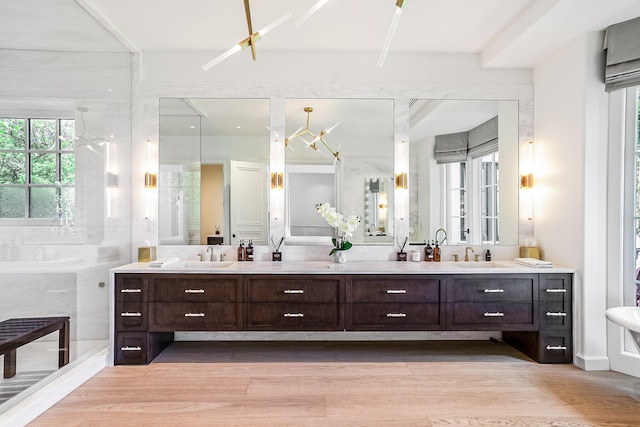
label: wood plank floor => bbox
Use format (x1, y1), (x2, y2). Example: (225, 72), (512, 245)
(30, 340), (640, 426)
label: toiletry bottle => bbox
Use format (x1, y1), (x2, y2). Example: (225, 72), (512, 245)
(237, 240), (245, 262)
(425, 241), (433, 262)
(485, 249), (491, 261)
(246, 239), (254, 261)
(434, 241), (441, 262)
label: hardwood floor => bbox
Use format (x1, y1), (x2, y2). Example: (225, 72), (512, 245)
(31, 340), (640, 426)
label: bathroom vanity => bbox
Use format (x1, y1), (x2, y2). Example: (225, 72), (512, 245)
(112, 261), (573, 365)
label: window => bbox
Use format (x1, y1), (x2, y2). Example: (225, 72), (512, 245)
(443, 152), (499, 245)
(480, 152), (499, 244)
(0, 117), (75, 220)
(631, 88), (640, 306)
(446, 161), (467, 244)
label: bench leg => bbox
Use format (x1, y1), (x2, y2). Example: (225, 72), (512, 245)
(3, 349), (17, 379)
(58, 319), (70, 368)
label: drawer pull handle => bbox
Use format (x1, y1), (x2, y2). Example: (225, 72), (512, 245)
(120, 346), (142, 351)
(546, 345), (567, 351)
(184, 313), (205, 317)
(120, 312), (142, 317)
(483, 312), (504, 317)
(283, 289), (304, 294)
(386, 290), (407, 294)
(483, 289), (504, 293)
(185, 289), (205, 294)
(546, 289), (567, 293)
(284, 313), (304, 318)
(546, 311), (567, 317)
(120, 289), (142, 293)
(387, 313), (407, 318)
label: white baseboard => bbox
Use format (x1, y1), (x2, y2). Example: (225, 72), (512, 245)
(574, 353), (610, 371)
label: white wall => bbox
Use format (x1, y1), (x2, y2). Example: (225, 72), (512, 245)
(533, 32), (609, 370)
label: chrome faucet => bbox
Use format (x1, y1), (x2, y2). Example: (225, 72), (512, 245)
(464, 246), (474, 262)
(206, 246), (215, 261)
(435, 228), (447, 245)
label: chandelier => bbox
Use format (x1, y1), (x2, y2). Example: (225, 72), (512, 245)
(285, 107), (341, 161)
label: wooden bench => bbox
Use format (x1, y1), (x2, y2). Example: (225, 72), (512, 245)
(0, 317), (70, 379)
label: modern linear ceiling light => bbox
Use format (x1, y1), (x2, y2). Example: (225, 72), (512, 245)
(377, 0), (407, 68)
(202, 0), (292, 71)
(285, 107), (341, 161)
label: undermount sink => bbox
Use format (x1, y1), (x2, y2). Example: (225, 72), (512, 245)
(182, 261), (234, 269)
(452, 261), (508, 269)
(605, 306), (640, 334)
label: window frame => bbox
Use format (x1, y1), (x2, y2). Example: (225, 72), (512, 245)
(0, 115), (75, 225)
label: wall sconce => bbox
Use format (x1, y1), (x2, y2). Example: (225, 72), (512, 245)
(145, 139), (157, 189)
(521, 140), (534, 220)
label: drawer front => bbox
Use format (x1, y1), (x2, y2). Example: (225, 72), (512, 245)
(247, 303), (342, 329)
(540, 300), (571, 330)
(152, 276), (241, 302)
(115, 274), (148, 302)
(248, 277), (341, 303)
(115, 301), (148, 330)
(349, 303), (443, 329)
(448, 302), (536, 329)
(349, 277), (443, 303)
(115, 332), (149, 365)
(151, 302), (242, 330)
(539, 274), (572, 302)
(538, 330), (572, 363)
(448, 276), (536, 302)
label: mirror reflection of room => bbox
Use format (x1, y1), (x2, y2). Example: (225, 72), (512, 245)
(158, 98), (270, 246)
(408, 99), (519, 246)
(284, 98), (394, 246)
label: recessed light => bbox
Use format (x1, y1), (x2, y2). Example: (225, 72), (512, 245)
(236, 125), (242, 129)
(189, 125), (195, 129)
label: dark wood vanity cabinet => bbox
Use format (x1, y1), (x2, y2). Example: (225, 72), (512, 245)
(114, 271), (573, 365)
(246, 275), (345, 330)
(446, 274), (538, 330)
(503, 273), (573, 363)
(149, 274), (243, 331)
(347, 275), (445, 330)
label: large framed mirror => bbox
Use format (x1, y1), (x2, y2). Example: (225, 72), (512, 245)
(408, 99), (519, 246)
(284, 98), (394, 246)
(158, 98), (270, 246)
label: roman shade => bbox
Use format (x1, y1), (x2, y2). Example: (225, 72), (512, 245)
(434, 132), (468, 164)
(468, 116), (498, 159)
(604, 16), (640, 92)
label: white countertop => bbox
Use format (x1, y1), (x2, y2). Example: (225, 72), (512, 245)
(111, 260), (574, 275)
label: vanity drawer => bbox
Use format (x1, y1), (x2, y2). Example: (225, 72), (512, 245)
(348, 276), (443, 303)
(448, 275), (536, 303)
(349, 303), (443, 330)
(448, 302), (536, 329)
(115, 274), (148, 302)
(539, 274), (572, 302)
(502, 330), (572, 364)
(248, 276), (341, 303)
(115, 301), (148, 330)
(151, 302), (242, 330)
(247, 303), (343, 329)
(540, 300), (571, 330)
(114, 332), (173, 365)
(152, 275), (241, 302)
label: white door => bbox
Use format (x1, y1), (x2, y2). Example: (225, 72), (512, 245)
(229, 160), (268, 247)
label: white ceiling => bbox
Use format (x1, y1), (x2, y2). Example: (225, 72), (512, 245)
(1, 0), (640, 67)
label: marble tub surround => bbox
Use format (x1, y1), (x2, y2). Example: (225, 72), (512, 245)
(155, 243), (522, 264)
(113, 258), (572, 274)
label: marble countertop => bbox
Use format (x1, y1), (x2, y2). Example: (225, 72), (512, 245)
(111, 260), (574, 275)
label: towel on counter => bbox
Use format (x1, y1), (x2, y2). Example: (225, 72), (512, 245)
(515, 257), (553, 268)
(148, 257), (180, 268)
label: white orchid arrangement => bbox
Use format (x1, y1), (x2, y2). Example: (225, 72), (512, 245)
(316, 203), (360, 255)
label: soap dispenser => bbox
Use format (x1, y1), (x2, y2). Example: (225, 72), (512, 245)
(433, 241), (441, 262)
(246, 239), (254, 261)
(425, 241), (433, 262)
(485, 249), (492, 261)
(237, 240), (245, 262)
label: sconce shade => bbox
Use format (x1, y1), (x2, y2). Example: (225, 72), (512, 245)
(395, 172), (407, 189)
(145, 172), (157, 189)
(271, 171), (283, 189)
